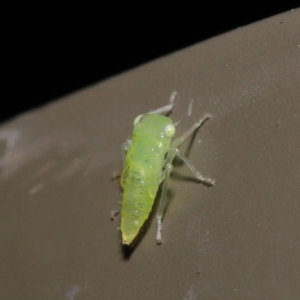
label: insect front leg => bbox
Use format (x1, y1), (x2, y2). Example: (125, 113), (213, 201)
(111, 139), (131, 180)
(122, 139), (131, 166)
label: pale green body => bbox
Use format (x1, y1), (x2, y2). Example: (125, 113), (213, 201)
(121, 114), (174, 244)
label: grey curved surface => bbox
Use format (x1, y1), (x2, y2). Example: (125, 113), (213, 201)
(0, 9), (299, 300)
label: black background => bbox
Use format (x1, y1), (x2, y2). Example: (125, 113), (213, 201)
(3, 4), (298, 123)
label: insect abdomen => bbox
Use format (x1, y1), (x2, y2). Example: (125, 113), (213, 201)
(121, 169), (155, 245)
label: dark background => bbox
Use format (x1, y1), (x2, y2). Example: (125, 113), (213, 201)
(3, 4), (298, 123)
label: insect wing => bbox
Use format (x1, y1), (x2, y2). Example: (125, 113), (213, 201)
(141, 166), (161, 199)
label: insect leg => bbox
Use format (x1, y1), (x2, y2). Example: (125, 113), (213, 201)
(110, 209), (120, 221)
(149, 91), (177, 115)
(156, 163), (173, 244)
(170, 113), (212, 149)
(122, 139), (131, 166)
(156, 113), (214, 244)
(171, 113), (214, 185)
(175, 149), (215, 186)
(112, 139), (131, 180)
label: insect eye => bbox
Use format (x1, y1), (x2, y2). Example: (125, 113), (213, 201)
(133, 115), (143, 126)
(164, 124), (175, 138)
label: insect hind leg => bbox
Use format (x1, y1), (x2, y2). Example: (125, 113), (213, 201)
(156, 163), (173, 244)
(149, 91), (177, 115)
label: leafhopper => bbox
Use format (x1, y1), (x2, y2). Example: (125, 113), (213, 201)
(120, 92), (215, 245)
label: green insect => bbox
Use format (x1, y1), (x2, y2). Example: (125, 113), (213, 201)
(120, 92), (215, 245)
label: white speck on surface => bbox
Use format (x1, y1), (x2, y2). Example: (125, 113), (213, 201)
(184, 286), (197, 300)
(29, 183), (44, 195)
(66, 285), (81, 300)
